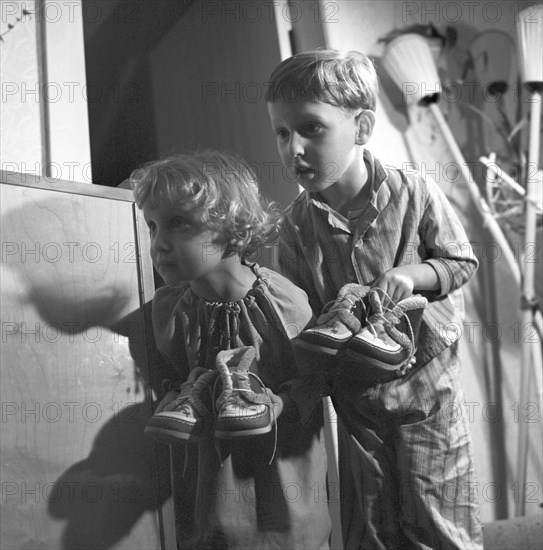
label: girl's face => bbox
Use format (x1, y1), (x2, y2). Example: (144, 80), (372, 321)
(142, 201), (223, 286)
(268, 99), (364, 193)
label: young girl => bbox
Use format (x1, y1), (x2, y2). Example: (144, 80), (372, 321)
(130, 150), (331, 549)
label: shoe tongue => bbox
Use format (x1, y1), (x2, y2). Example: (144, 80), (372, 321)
(367, 316), (389, 337)
(356, 295), (370, 318)
(223, 346), (256, 370)
(368, 289), (383, 313)
(177, 404), (192, 416)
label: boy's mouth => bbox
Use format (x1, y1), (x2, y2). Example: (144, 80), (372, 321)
(294, 165), (316, 181)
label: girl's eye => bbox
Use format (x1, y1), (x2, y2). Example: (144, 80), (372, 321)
(275, 128), (288, 140)
(170, 216), (190, 230)
(147, 221), (156, 234)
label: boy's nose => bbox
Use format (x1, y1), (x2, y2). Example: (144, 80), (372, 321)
(288, 134), (304, 158)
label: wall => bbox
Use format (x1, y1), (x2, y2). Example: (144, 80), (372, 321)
(149, 0), (296, 208)
(321, 0), (414, 166)
(83, 1), (193, 187)
(41, 0), (93, 182)
(1, 1), (43, 173)
(0, 174), (172, 549)
(0, 1), (92, 183)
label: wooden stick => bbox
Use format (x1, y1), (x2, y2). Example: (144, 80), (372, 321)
(478, 157), (543, 341)
(479, 155), (543, 211)
(322, 397), (344, 549)
(516, 92), (542, 516)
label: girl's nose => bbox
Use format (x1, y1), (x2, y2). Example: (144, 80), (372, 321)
(152, 228), (171, 252)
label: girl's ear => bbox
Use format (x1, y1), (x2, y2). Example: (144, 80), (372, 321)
(355, 110), (376, 145)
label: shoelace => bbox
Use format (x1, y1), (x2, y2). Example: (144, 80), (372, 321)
(321, 294), (367, 316)
(175, 392), (208, 477)
(175, 401), (194, 418)
(319, 295), (368, 332)
(173, 382), (215, 478)
(246, 372), (278, 465)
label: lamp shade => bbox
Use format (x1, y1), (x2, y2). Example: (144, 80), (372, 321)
(381, 34), (441, 105)
(517, 4), (543, 89)
(469, 30), (514, 95)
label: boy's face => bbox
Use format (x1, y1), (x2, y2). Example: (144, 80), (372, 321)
(142, 201), (222, 286)
(268, 99), (365, 193)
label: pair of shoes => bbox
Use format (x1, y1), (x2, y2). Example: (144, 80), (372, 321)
(296, 284), (427, 378)
(345, 289), (427, 376)
(144, 346), (274, 444)
(295, 283), (371, 355)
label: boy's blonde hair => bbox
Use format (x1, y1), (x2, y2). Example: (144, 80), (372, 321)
(265, 49), (378, 111)
(130, 150), (279, 260)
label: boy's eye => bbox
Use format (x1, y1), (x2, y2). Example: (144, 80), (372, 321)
(147, 221), (156, 234)
(275, 128), (289, 140)
(302, 123), (322, 136)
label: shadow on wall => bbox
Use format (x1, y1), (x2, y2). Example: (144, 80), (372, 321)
(0, 192), (174, 549)
(46, 305), (173, 550)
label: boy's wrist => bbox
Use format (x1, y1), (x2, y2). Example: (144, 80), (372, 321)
(395, 264), (440, 292)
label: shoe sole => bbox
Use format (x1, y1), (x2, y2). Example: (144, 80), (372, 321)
(214, 425), (273, 439)
(294, 337), (344, 356)
(144, 425), (202, 444)
(145, 414), (210, 443)
(344, 346), (409, 371)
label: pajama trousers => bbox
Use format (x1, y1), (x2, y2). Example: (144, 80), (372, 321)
(333, 343), (484, 550)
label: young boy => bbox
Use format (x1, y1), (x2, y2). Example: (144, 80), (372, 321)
(266, 50), (484, 549)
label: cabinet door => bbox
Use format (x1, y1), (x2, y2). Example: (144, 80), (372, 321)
(0, 173), (173, 549)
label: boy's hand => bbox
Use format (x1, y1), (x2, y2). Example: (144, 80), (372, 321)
(372, 264), (440, 305)
(372, 268), (415, 305)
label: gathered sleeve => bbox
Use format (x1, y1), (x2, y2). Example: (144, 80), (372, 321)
(251, 269), (329, 425)
(151, 285), (191, 392)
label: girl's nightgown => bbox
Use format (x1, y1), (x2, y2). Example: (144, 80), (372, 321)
(151, 264), (331, 549)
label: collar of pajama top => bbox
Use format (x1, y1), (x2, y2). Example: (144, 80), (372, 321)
(302, 150), (397, 287)
(307, 149), (386, 245)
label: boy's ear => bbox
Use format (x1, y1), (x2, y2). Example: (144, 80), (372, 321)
(355, 110), (375, 145)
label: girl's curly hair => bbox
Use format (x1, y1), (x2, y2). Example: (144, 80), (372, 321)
(130, 150), (280, 261)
